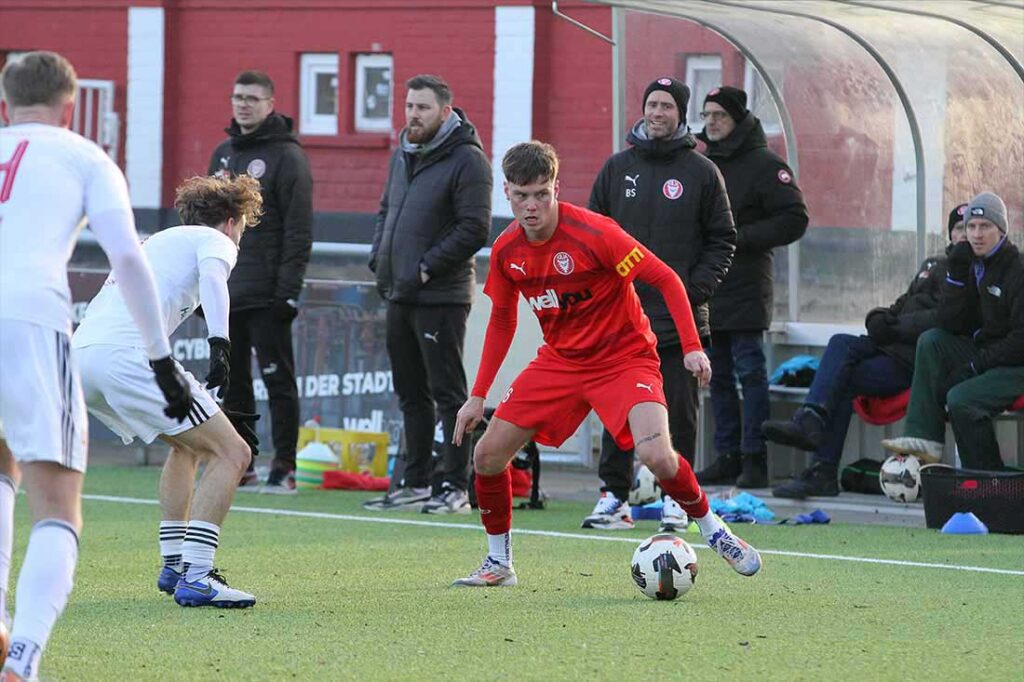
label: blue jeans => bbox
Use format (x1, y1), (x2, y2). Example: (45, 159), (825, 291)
(708, 331), (770, 455)
(806, 334), (913, 465)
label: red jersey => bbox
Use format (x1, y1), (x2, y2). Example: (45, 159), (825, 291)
(484, 202), (697, 368)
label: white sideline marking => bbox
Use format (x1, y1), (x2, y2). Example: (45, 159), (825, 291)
(83, 494), (1024, 577)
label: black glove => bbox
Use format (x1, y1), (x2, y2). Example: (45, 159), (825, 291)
(151, 356), (192, 422)
(946, 241), (973, 282)
(224, 409), (260, 458)
(271, 299), (299, 322)
(205, 337), (230, 398)
(942, 362), (977, 398)
(865, 310), (899, 345)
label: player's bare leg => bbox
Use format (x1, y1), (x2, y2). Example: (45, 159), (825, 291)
(452, 416), (536, 587)
(629, 402), (761, 576)
(154, 445), (199, 594)
(0, 440), (19, 664)
(159, 413), (254, 608)
(2, 462), (82, 680)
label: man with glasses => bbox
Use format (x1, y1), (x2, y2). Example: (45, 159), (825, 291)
(694, 86), (808, 490)
(208, 70), (313, 494)
(582, 77), (736, 532)
(883, 192), (1024, 468)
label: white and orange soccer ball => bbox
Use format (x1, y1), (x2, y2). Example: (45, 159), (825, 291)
(630, 534), (698, 600)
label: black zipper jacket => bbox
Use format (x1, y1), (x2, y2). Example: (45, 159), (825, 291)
(207, 113), (313, 310)
(370, 108), (491, 305)
(589, 121), (736, 343)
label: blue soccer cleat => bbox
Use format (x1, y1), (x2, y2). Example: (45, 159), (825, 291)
(707, 527), (762, 576)
(157, 566), (182, 595)
(173, 569), (256, 608)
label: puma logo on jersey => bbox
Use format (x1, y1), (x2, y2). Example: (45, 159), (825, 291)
(509, 262), (526, 275)
(625, 174), (639, 186)
(424, 331), (439, 343)
(527, 288), (593, 311)
(179, 306), (191, 321)
(636, 382), (653, 393)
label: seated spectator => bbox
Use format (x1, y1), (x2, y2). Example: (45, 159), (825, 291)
(762, 203), (967, 498)
(883, 192), (1024, 469)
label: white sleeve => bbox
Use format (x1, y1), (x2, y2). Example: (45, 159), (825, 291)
(87, 209), (172, 359)
(198, 257), (232, 340)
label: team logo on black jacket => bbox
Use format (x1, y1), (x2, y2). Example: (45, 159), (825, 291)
(662, 179), (683, 200)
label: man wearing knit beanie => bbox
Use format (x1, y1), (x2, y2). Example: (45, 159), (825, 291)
(947, 202), (968, 241)
(581, 77), (736, 532)
(692, 86), (808, 489)
(883, 190), (1024, 469)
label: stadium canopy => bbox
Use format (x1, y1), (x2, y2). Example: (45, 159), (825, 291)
(583, 0), (1023, 324)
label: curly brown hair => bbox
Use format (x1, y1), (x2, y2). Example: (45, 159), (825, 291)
(173, 175), (263, 230)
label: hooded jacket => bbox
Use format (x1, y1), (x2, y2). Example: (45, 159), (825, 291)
(864, 250), (949, 370)
(589, 120), (736, 343)
(698, 114), (808, 331)
(938, 237), (1024, 372)
(370, 108), (491, 305)
(207, 113), (313, 311)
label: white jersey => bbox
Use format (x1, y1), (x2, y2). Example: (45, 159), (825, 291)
(73, 226), (237, 349)
(0, 123), (133, 333)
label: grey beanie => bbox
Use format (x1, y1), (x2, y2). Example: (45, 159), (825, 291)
(966, 191), (1008, 233)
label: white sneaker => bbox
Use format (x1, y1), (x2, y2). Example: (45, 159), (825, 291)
(451, 556), (518, 587)
(881, 437), (943, 463)
(706, 527), (762, 576)
(658, 495), (689, 533)
(580, 492), (634, 530)
(173, 569), (256, 608)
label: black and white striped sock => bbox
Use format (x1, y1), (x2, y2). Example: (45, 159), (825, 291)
(159, 521), (186, 572)
(181, 520), (220, 582)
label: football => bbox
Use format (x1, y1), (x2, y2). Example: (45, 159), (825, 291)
(630, 534), (698, 600)
(629, 464), (662, 506)
(879, 454), (922, 503)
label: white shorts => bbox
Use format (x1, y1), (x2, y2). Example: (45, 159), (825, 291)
(76, 344), (219, 445)
(0, 319), (89, 472)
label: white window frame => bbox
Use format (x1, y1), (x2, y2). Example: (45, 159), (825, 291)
(684, 55), (722, 131)
(743, 61), (783, 136)
(299, 53), (338, 136)
(354, 53), (393, 133)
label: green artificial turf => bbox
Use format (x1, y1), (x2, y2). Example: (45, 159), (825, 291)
(9, 466), (1024, 680)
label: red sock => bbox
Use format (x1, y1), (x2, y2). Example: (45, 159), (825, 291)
(474, 467), (513, 536)
(658, 454), (710, 518)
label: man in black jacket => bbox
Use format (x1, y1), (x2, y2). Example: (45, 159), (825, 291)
(208, 70), (313, 494)
(581, 77), (735, 531)
(694, 86), (808, 489)
(883, 192), (1024, 469)
(365, 74), (491, 514)
(764, 204), (967, 498)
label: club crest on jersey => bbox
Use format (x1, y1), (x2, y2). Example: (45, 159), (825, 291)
(246, 158), (266, 179)
(777, 169), (792, 184)
(662, 179), (683, 200)
(553, 251), (575, 275)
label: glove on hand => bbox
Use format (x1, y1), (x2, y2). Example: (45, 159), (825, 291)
(271, 299), (299, 322)
(224, 409), (260, 458)
(205, 337), (231, 398)
(151, 357), (192, 422)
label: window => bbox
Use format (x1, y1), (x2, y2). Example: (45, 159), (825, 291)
(299, 53), (338, 136)
(684, 55), (722, 131)
(354, 53), (393, 133)
(743, 61), (783, 135)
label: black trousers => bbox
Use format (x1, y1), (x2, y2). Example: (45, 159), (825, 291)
(386, 302), (471, 492)
(224, 307), (300, 473)
(598, 343), (699, 501)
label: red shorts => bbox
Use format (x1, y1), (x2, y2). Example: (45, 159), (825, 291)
(493, 350), (666, 450)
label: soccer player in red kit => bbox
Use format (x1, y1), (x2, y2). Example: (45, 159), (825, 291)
(452, 141), (761, 587)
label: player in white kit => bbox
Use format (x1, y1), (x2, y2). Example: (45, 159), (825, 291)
(0, 52), (190, 681)
(74, 174), (264, 609)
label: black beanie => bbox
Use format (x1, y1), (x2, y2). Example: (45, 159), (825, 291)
(704, 86), (748, 123)
(947, 203), (967, 240)
(643, 77), (690, 118)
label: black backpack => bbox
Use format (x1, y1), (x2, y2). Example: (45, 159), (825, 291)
(841, 458), (884, 495)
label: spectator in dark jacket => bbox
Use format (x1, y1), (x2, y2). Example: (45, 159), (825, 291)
(581, 77), (735, 532)
(883, 192), (1024, 469)
(207, 70), (313, 494)
(364, 74), (491, 514)
(764, 204), (967, 498)
(693, 86), (808, 489)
